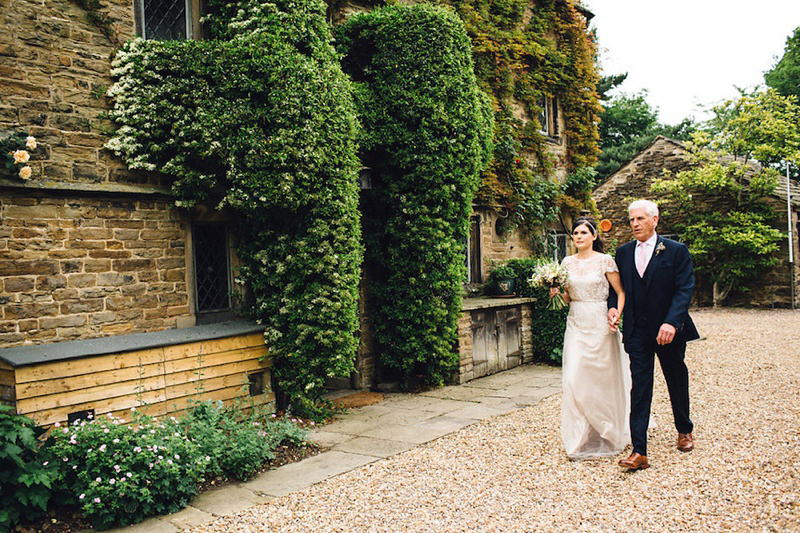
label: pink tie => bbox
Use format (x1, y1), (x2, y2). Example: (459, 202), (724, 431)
(636, 242), (647, 277)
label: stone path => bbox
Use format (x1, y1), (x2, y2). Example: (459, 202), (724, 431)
(97, 363), (561, 532)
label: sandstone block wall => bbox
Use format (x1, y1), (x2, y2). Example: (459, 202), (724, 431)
(0, 192), (188, 347)
(474, 208), (535, 281)
(0, 0), (157, 189)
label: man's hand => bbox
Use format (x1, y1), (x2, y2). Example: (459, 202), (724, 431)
(608, 308), (620, 332)
(656, 323), (676, 345)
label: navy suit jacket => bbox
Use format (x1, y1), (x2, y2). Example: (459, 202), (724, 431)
(609, 235), (700, 344)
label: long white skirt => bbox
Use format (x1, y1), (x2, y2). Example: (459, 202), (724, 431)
(561, 301), (631, 460)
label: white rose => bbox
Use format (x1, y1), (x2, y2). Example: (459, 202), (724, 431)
(18, 166), (32, 180)
(26, 136), (37, 150)
(13, 150), (29, 164)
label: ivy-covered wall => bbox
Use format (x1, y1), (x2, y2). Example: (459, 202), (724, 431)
(106, 0), (363, 416)
(453, 0), (601, 229)
(336, 4), (494, 386)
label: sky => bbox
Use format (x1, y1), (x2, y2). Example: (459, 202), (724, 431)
(585, 0), (800, 125)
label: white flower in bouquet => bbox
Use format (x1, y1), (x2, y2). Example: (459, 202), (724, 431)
(529, 260), (568, 311)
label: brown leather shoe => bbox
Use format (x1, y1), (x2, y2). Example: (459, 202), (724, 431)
(677, 433), (694, 452)
(619, 452), (650, 470)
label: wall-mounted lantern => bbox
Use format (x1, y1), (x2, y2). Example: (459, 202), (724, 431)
(359, 167), (373, 190)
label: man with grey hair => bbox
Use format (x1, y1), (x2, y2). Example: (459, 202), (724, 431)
(608, 199), (699, 470)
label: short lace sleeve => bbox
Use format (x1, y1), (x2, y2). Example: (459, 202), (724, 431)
(601, 253), (618, 274)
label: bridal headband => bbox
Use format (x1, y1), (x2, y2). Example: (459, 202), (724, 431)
(576, 218), (597, 234)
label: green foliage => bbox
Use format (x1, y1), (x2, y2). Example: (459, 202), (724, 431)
(651, 90), (800, 305)
(181, 400), (308, 481)
(501, 258), (568, 363)
(106, 0), (362, 416)
(0, 406), (57, 530)
(336, 4), (493, 387)
(43, 412), (208, 530)
(703, 89), (800, 167)
(453, 0), (601, 227)
(596, 89), (696, 180)
(41, 407), (309, 530)
(765, 26), (800, 102)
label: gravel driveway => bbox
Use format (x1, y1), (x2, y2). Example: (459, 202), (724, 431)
(189, 309), (800, 532)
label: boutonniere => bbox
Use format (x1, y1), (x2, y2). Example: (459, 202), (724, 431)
(655, 242), (666, 256)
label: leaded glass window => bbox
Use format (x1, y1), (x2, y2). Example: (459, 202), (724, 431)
(193, 224), (231, 313)
(140, 0), (190, 40)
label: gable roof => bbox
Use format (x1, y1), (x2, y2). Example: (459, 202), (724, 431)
(594, 135), (800, 208)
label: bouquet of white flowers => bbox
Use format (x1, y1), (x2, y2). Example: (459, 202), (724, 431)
(529, 260), (568, 311)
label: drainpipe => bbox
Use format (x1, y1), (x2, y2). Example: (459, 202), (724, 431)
(788, 163), (796, 309)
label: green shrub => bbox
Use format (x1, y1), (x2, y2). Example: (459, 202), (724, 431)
(43, 412), (209, 530)
(0, 405), (57, 531)
(182, 400), (309, 481)
(503, 258), (568, 364)
(336, 4), (494, 387)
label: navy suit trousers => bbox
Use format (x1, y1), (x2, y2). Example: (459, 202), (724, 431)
(625, 326), (693, 456)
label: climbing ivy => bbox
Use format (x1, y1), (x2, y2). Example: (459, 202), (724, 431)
(453, 0), (601, 228)
(335, 4), (494, 386)
(106, 0), (362, 417)
(70, 0), (119, 45)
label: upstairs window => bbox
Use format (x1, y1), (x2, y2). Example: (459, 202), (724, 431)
(537, 95), (559, 138)
(138, 0), (192, 40)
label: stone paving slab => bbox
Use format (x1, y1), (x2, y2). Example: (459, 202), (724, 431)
(372, 408), (441, 426)
(107, 518), (178, 533)
(411, 416), (477, 433)
(420, 385), (489, 401)
(332, 436), (417, 458)
(322, 416), (384, 436)
(242, 451), (377, 497)
(306, 429), (355, 448)
(189, 486), (272, 516)
(445, 402), (510, 420)
(161, 506), (214, 530)
(383, 395), (467, 414)
(359, 423), (450, 444)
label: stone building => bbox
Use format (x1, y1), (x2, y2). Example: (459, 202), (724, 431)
(1, 0), (588, 424)
(593, 136), (800, 308)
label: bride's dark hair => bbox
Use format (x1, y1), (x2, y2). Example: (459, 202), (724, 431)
(571, 217), (604, 252)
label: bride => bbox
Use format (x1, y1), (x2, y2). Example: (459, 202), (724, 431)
(551, 216), (631, 460)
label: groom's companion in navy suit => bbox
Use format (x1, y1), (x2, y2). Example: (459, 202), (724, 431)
(608, 199), (699, 470)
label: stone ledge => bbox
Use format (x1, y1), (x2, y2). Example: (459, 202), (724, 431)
(0, 320), (265, 368)
(0, 177), (170, 196)
(461, 296), (536, 311)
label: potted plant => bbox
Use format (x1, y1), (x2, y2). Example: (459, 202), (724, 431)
(488, 263), (517, 297)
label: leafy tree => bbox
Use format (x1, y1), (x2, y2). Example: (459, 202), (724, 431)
(765, 26), (800, 101)
(596, 89), (695, 180)
(651, 89), (800, 306)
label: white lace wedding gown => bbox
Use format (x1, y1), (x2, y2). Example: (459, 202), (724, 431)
(560, 253), (631, 459)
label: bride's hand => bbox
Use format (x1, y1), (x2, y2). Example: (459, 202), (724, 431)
(549, 287), (560, 298)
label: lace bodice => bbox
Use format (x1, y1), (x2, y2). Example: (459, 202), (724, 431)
(561, 253), (617, 334)
(561, 253), (617, 302)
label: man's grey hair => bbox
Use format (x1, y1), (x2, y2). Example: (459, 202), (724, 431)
(628, 199), (659, 217)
